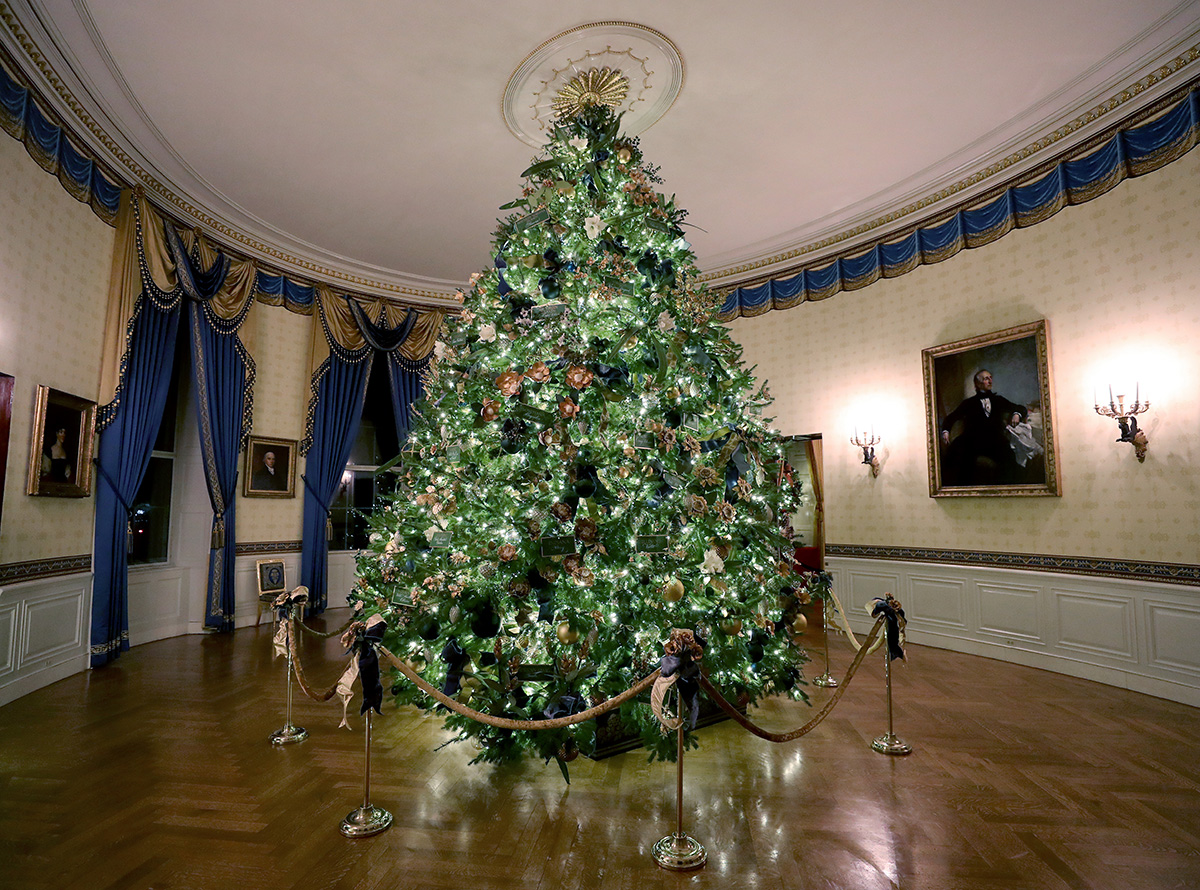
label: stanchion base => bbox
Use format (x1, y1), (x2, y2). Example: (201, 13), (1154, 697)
(269, 724), (308, 745)
(871, 732), (912, 755)
(340, 804), (393, 838)
(812, 672), (839, 688)
(652, 833), (707, 870)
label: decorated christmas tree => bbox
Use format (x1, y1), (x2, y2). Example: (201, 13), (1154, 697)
(353, 96), (809, 768)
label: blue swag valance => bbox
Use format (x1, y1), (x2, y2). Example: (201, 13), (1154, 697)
(718, 77), (1200, 320)
(0, 56), (121, 223)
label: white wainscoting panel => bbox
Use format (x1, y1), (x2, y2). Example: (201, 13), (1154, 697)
(327, 552), (360, 610)
(830, 556), (1200, 708)
(1053, 588), (1136, 663)
(1144, 599), (1200, 677)
(907, 575), (968, 631)
(0, 600), (16, 678)
(0, 573), (91, 706)
(23, 590), (85, 661)
(127, 566), (188, 645)
(977, 582), (1042, 644)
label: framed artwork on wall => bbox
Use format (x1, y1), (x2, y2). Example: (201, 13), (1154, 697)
(923, 320), (1061, 498)
(243, 436), (296, 498)
(0, 373), (13, 526)
(25, 385), (96, 498)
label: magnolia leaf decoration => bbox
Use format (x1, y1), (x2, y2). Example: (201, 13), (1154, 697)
(553, 67), (629, 120)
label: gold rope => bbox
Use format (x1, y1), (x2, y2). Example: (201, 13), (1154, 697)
(698, 616), (886, 743)
(380, 646), (660, 731)
(292, 611), (359, 639)
(287, 620), (342, 702)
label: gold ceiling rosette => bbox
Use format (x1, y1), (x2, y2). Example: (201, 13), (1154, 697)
(552, 67), (630, 120)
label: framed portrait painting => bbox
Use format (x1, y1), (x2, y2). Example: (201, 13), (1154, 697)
(0, 373), (12, 524)
(25, 385), (96, 498)
(243, 436), (296, 498)
(923, 320), (1061, 498)
(256, 558), (287, 598)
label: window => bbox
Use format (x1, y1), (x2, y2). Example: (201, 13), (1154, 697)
(129, 353), (182, 566)
(328, 354), (402, 551)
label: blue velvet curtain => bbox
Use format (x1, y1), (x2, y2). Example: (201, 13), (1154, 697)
(186, 300), (248, 630)
(166, 227), (251, 632)
(90, 297), (181, 666)
(385, 351), (425, 442)
(300, 356), (370, 613)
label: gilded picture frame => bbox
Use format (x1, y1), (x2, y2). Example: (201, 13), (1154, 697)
(25, 385), (96, 498)
(256, 558), (287, 598)
(243, 436), (296, 498)
(923, 320), (1061, 498)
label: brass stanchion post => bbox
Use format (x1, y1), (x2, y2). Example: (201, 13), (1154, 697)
(871, 646), (911, 755)
(269, 610), (307, 745)
(812, 601), (838, 688)
(651, 723), (706, 870)
(339, 709), (392, 837)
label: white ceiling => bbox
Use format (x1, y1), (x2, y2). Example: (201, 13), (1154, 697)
(6, 2), (1200, 300)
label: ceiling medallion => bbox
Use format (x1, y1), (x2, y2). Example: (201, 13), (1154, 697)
(552, 67), (630, 119)
(503, 22), (684, 147)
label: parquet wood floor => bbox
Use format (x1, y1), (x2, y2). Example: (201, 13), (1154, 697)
(1, 613), (1198, 890)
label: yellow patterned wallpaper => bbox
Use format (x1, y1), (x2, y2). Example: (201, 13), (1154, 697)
(236, 301), (312, 543)
(0, 137), (113, 564)
(731, 149), (1200, 564)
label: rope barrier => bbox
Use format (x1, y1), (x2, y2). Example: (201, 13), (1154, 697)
(286, 615), (885, 741)
(287, 620), (343, 702)
(293, 611), (359, 639)
(379, 646), (661, 731)
(698, 616), (885, 743)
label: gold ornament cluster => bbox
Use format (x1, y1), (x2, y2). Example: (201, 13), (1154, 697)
(552, 67), (629, 119)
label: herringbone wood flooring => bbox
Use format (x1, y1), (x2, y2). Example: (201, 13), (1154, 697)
(1, 612), (1197, 890)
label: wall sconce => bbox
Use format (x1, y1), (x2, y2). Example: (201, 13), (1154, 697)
(1094, 384), (1149, 463)
(851, 427), (881, 477)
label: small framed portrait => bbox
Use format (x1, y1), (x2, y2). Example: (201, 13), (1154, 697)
(256, 558), (287, 598)
(0, 373), (13, 525)
(923, 320), (1061, 498)
(243, 436), (296, 498)
(25, 385), (96, 498)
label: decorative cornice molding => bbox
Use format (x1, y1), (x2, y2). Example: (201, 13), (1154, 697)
(0, 555), (91, 584)
(827, 544), (1200, 587)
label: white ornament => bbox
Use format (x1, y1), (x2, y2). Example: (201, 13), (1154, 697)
(584, 215), (605, 240)
(702, 548), (725, 574)
(478, 324), (497, 342)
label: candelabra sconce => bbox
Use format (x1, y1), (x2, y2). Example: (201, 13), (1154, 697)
(1095, 385), (1150, 463)
(851, 430), (881, 477)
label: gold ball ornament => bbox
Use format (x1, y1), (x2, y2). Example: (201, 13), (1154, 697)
(662, 578), (686, 602)
(719, 618), (743, 636)
(557, 622), (579, 644)
(791, 613), (808, 633)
